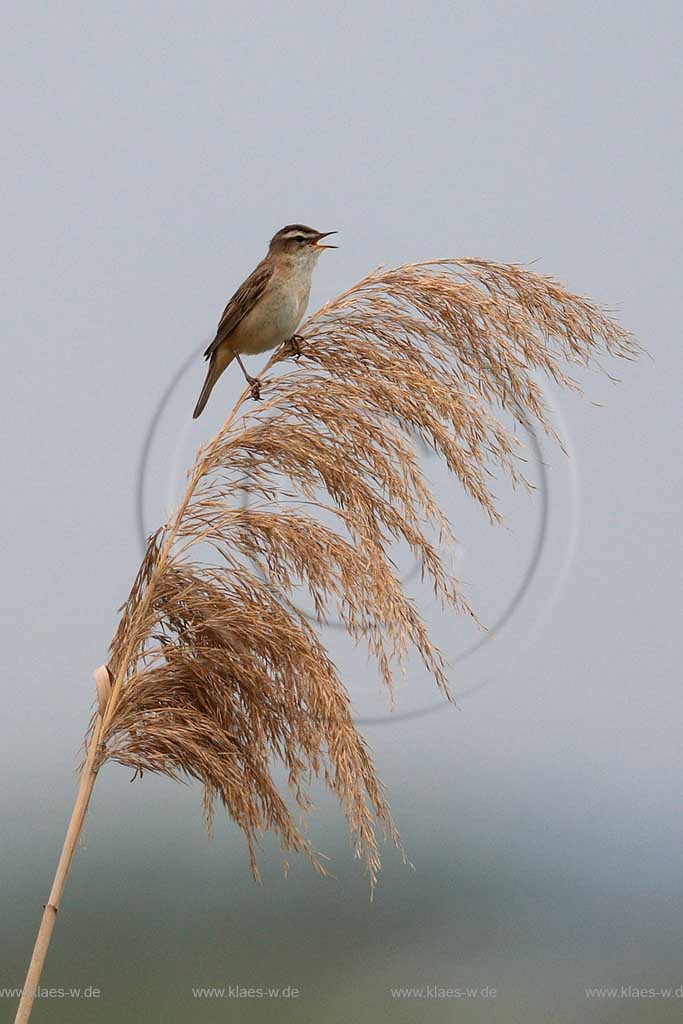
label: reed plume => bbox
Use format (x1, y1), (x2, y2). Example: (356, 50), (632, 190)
(15, 258), (638, 1023)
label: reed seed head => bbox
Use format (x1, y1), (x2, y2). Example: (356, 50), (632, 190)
(94, 259), (638, 885)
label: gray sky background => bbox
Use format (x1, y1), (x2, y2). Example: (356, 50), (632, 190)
(1, 2), (681, 1021)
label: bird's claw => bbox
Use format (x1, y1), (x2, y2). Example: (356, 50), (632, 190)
(285, 334), (304, 360)
(248, 377), (262, 401)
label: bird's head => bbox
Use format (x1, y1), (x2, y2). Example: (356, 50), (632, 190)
(269, 224), (337, 260)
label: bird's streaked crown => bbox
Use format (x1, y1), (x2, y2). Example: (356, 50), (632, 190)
(269, 224), (337, 251)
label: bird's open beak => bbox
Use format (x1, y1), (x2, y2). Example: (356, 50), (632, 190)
(312, 231), (338, 249)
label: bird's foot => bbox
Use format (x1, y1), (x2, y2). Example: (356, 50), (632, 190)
(248, 376), (262, 401)
(285, 334), (304, 360)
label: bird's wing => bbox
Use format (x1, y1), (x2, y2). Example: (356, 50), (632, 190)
(203, 260), (273, 360)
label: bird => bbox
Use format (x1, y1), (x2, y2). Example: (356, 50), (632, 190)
(192, 224), (337, 418)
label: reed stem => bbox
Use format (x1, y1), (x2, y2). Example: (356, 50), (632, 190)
(14, 715), (103, 1024)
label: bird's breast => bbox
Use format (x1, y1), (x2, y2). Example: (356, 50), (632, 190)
(232, 275), (311, 355)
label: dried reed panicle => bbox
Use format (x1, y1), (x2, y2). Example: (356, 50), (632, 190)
(97, 259), (637, 885)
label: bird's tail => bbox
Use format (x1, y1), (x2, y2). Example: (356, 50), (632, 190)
(192, 351), (234, 419)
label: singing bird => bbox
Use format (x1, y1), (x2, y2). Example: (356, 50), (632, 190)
(192, 224), (337, 418)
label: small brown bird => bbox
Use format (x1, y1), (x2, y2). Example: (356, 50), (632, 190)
(192, 224), (337, 418)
